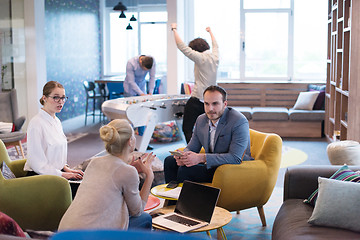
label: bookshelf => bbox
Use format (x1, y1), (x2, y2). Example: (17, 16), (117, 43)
(325, 0), (360, 142)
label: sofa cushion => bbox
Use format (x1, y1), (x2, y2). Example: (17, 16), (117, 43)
(289, 109), (325, 121)
(308, 177), (360, 232)
(308, 84), (326, 92)
(304, 165), (360, 206)
(272, 199), (360, 240)
(308, 84), (326, 110)
(311, 90), (326, 110)
(1, 162), (16, 179)
(251, 107), (289, 121)
(0, 212), (26, 237)
(232, 107), (252, 120)
(293, 91), (320, 110)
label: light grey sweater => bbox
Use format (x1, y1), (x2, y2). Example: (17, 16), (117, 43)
(58, 154), (145, 230)
(177, 39), (219, 100)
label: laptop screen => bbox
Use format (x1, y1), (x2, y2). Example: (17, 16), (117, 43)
(174, 181), (220, 223)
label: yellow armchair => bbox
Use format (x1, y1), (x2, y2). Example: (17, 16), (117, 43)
(0, 140), (72, 231)
(211, 129), (282, 226)
(177, 129), (282, 226)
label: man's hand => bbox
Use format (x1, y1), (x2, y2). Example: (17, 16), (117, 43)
(171, 23), (177, 29)
(206, 27), (211, 32)
(174, 152), (185, 166)
(178, 151), (205, 167)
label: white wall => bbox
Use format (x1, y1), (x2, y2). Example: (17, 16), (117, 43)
(166, 0), (184, 95)
(24, 0), (47, 126)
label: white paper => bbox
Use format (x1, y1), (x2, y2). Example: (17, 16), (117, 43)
(157, 186), (182, 199)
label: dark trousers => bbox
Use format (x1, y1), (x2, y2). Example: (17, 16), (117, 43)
(182, 97), (205, 143)
(26, 171), (78, 199)
(164, 155), (216, 183)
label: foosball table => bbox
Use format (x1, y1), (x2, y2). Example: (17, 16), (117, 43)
(101, 94), (189, 152)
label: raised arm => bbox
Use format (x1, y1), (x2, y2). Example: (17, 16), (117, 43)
(171, 23), (184, 45)
(206, 27), (215, 42)
(206, 26), (218, 56)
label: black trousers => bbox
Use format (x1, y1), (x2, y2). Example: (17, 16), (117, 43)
(182, 97), (205, 143)
(164, 155), (216, 183)
(26, 171), (78, 199)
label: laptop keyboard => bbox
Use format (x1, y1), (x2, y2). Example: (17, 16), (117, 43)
(165, 214), (201, 227)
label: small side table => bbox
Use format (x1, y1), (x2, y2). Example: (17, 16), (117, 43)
(151, 205), (232, 240)
(145, 195), (161, 211)
(151, 183), (183, 206)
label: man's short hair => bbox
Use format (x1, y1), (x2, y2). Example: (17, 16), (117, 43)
(203, 85), (227, 102)
(141, 56), (154, 69)
(188, 38), (210, 53)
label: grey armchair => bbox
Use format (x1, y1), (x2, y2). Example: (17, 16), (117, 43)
(0, 89), (26, 158)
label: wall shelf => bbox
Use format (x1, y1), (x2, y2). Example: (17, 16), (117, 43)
(325, 0), (360, 142)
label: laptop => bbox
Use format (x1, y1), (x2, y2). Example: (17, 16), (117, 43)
(152, 180), (221, 233)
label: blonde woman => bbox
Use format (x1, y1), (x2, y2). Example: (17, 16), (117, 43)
(24, 81), (83, 180)
(58, 119), (155, 230)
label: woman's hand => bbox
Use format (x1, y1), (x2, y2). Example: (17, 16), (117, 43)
(62, 172), (83, 180)
(62, 165), (84, 179)
(206, 27), (211, 32)
(130, 152), (155, 178)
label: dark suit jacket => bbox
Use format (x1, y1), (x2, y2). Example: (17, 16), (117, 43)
(186, 107), (252, 169)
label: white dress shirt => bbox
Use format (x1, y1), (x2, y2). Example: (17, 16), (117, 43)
(24, 109), (67, 176)
(123, 55), (156, 96)
(209, 119), (219, 153)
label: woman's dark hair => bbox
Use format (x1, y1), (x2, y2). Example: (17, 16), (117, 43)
(203, 85), (227, 102)
(188, 38), (210, 53)
(40, 81), (64, 105)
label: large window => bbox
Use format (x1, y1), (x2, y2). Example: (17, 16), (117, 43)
(193, 0), (327, 82)
(104, 5), (167, 77)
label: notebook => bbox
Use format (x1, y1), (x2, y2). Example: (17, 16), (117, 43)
(152, 180), (220, 233)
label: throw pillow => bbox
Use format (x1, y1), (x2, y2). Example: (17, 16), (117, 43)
(1, 162), (16, 179)
(308, 177), (360, 232)
(304, 165), (360, 206)
(293, 91), (320, 110)
(0, 212), (26, 237)
(308, 84), (326, 110)
(310, 90), (326, 110)
(0, 122), (14, 133)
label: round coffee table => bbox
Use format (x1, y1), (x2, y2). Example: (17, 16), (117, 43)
(151, 205), (232, 240)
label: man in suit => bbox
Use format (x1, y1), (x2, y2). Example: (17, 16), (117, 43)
(164, 85), (252, 183)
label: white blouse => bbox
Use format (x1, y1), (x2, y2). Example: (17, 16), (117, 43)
(24, 109), (67, 176)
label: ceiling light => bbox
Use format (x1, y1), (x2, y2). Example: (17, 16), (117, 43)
(130, 15), (137, 21)
(126, 23), (133, 30)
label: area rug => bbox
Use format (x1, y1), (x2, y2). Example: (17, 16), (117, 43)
(281, 146), (308, 168)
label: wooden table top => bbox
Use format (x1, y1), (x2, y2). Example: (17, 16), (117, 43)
(151, 205), (232, 233)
